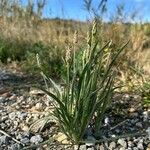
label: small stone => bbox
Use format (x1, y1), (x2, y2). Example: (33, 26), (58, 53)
(14, 121), (18, 126)
(53, 132), (70, 144)
(118, 139), (127, 148)
(9, 112), (16, 120)
(109, 141), (116, 149)
(35, 103), (43, 111)
(32, 113), (40, 120)
(99, 145), (105, 150)
(143, 111), (148, 121)
(0, 135), (9, 145)
(111, 134), (116, 138)
(128, 141), (134, 147)
(79, 145), (87, 150)
(30, 89), (44, 95)
(137, 142), (144, 150)
(104, 117), (109, 126)
(30, 135), (43, 144)
(86, 136), (96, 147)
(123, 94), (130, 100)
(16, 133), (23, 140)
(1, 115), (8, 121)
(22, 125), (29, 132)
(9, 94), (17, 100)
(21, 137), (30, 144)
(17, 112), (27, 120)
(136, 122), (143, 128)
(0, 96), (6, 103)
(0, 122), (7, 129)
(26, 117), (32, 124)
(129, 108), (136, 113)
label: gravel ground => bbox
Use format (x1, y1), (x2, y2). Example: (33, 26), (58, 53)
(0, 69), (149, 150)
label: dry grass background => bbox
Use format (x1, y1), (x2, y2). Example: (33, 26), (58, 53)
(0, 0), (149, 87)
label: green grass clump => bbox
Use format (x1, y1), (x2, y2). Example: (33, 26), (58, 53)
(38, 20), (127, 144)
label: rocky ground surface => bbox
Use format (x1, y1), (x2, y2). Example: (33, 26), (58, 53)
(0, 68), (150, 150)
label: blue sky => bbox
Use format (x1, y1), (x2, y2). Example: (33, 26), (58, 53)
(22, 0), (150, 22)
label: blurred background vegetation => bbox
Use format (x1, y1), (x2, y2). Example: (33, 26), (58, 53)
(0, 0), (149, 96)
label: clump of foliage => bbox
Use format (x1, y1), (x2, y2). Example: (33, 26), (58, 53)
(22, 42), (65, 78)
(0, 39), (28, 63)
(38, 20), (127, 144)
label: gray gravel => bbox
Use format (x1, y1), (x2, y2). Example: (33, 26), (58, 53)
(0, 69), (150, 150)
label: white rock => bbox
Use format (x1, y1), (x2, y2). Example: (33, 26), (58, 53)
(35, 103), (43, 110)
(99, 145), (105, 150)
(136, 122), (143, 128)
(109, 141), (116, 149)
(137, 142), (144, 150)
(128, 141), (134, 147)
(21, 137), (30, 144)
(118, 139), (127, 148)
(30, 89), (44, 95)
(143, 111), (149, 121)
(30, 135), (43, 144)
(0, 135), (9, 145)
(9, 112), (16, 120)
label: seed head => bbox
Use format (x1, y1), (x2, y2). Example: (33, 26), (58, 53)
(65, 45), (71, 63)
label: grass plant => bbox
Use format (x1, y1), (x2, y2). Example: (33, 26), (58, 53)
(37, 20), (128, 144)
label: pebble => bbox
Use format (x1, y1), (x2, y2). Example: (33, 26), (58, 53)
(0, 135), (9, 145)
(109, 141), (116, 149)
(143, 111), (149, 121)
(99, 145), (105, 150)
(22, 125), (29, 132)
(129, 108), (136, 113)
(0, 122), (7, 129)
(137, 142), (144, 150)
(30, 89), (44, 95)
(0, 97), (6, 104)
(136, 122), (143, 128)
(30, 135), (43, 144)
(128, 141), (134, 147)
(118, 139), (127, 148)
(20, 137), (30, 144)
(17, 112), (27, 120)
(9, 94), (17, 100)
(9, 112), (16, 120)
(35, 103), (43, 110)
